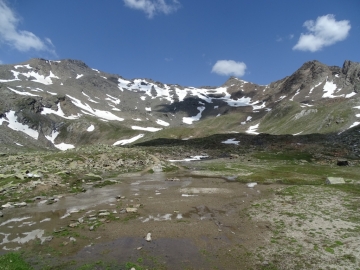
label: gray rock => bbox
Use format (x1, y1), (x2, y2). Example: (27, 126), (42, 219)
(325, 177), (345, 184)
(1, 202), (14, 209)
(145, 232), (152, 242)
(68, 222), (79, 228)
(98, 212), (110, 216)
(14, 202), (27, 207)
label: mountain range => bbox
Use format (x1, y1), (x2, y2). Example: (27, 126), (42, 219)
(0, 58), (359, 153)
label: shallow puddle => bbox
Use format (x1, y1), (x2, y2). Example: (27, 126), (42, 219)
(0, 171), (273, 269)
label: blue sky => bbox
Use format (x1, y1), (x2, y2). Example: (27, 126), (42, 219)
(0, 0), (359, 87)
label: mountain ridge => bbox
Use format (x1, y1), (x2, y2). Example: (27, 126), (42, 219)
(0, 58), (359, 153)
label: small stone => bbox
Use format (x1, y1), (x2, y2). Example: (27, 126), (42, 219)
(145, 233), (152, 242)
(1, 203), (14, 209)
(38, 200), (48, 204)
(137, 247), (142, 250)
(98, 212), (110, 217)
(246, 182), (257, 188)
(69, 237), (76, 242)
(126, 208), (138, 213)
(0, 211), (3, 217)
(89, 226), (94, 231)
(14, 202), (27, 207)
(43, 236), (53, 242)
(68, 222), (79, 228)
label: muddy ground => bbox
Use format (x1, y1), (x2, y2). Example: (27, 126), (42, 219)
(1, 170), (278, 269)
(0, 156), (360, 270)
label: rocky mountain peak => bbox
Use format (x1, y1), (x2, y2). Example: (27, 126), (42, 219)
(0, 58), (359, 152)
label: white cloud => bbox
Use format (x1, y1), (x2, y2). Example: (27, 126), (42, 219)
(293, 14), (351, 52)
(211, 60), (247, 77)
(123, 0), (180, 18)
(0, 0), (55, 52)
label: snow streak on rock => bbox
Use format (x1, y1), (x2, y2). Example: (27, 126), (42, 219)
(131, 126), (162, 132)
(0, 111), (39, 140)
(156, 119), (170, 126)
(246, 123), (260, 135)
(7, 87), (39, 97)
(41, 103), (81, 120)
(67, 95), (124, 121)
(113, 134), (144, 146)
(183, 106), (205, 124)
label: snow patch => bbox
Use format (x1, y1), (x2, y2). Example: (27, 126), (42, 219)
(105, 94), (120, 105)
(345, 92), (357, 98)
(0, 110), (39, 139)
(246, 123), (259, 135)
(55, 143), (75, 151)
(87, 125), (95, 132)
(82, 92), (99, 103)
(156, 119), (170, 126)
(41, 103), (81, 120)
(290, 89), (300, 101)
(131, 126), (162, 132)
(348, 122), (360, 129)
(67, 95), (124, 121)
(76, 74), (83, 79)
(322, 81), (340, 98)
(7, 87), (39, 97)
(221, 138), (240, 145)
(14, 64), (31, 69)
(113, 134), (144, 146)
(309, 81), (323, 94)
(183, 106), (205, 124)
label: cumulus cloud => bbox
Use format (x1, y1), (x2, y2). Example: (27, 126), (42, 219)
(123, 0), (180, 18)
(0, 0), (55, 53)
(293, 14), (351, 52)
(211, 60), (247, 77)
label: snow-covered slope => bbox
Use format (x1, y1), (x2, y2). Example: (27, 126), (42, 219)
(0, 58), (359, 151)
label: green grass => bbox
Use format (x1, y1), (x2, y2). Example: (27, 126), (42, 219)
(0, 252), (33, 270)
(252, 151), (313, 162)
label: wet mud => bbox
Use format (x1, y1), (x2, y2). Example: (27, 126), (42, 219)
(0, 171), (277, 269)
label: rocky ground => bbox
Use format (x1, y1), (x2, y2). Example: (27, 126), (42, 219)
(0, 139), (359, 269)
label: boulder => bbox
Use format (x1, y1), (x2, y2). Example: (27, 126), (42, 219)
(325, 177), (345, 184)
(337, 159), (349, 166)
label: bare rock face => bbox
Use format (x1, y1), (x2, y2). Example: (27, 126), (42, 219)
(342, 60), (360, 92)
